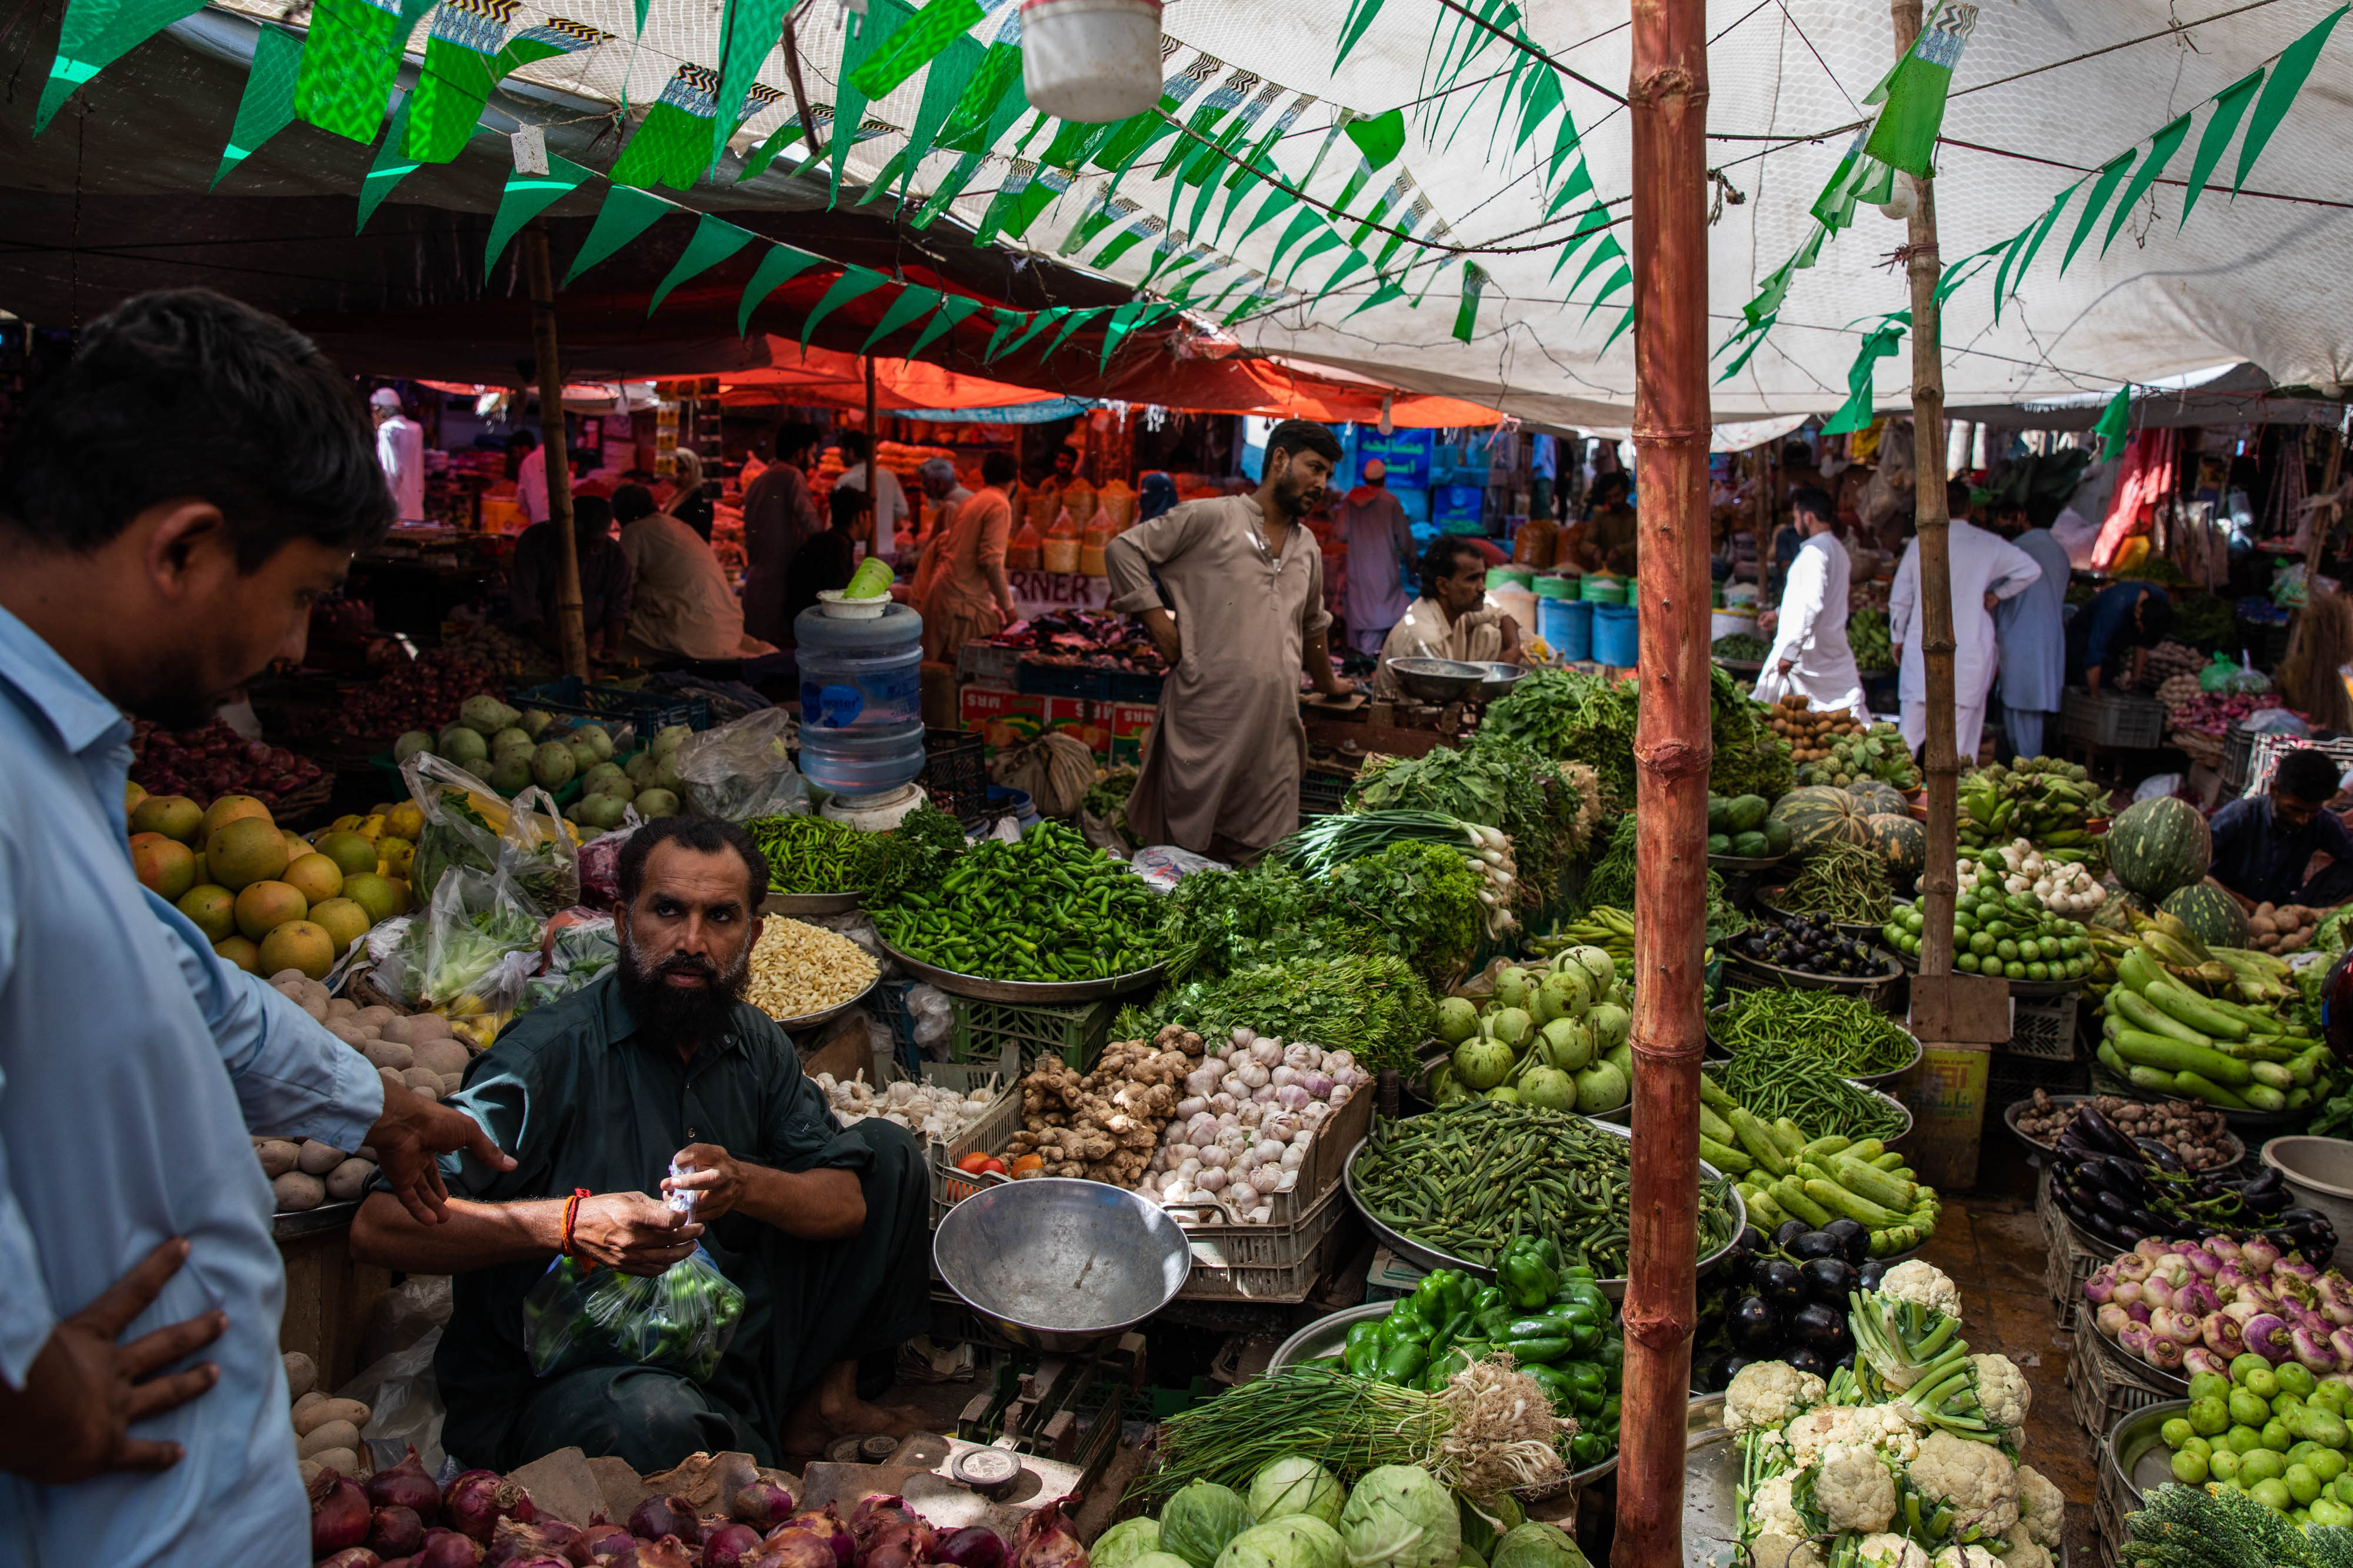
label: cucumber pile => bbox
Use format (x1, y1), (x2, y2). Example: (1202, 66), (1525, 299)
(1707, 791), (1792, 859)
(1881, 883), (2096, 982)
(2095, 921), (2338, 1115)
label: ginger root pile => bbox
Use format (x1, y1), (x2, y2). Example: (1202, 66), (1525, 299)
(1006, 1025), (1204, 1184)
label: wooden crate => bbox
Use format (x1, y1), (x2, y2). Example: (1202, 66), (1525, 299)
(2065, 1312), (2176, 1439)
(275, 1213), (391, 1396)
(2036, 1165), (2115, 1330)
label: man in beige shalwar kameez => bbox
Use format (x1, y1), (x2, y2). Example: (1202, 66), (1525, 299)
(1105, 421), (1355, 859)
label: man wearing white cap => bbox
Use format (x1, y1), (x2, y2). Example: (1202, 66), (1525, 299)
(369, 388), (425, 522)
(1335, 456), (1414, 657)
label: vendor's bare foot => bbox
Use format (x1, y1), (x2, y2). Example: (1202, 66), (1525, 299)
(780, 1364), (932, 1455)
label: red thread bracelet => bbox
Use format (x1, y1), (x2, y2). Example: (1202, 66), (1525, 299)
(561, 1187), (590, 1257)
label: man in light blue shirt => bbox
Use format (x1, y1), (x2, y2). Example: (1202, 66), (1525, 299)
(0, 290), (509, 1566)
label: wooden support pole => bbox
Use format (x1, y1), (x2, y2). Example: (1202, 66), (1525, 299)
(865, 354), (882, 553)
(1615, 0), (1710, 1559)
(522, 220), (588, 680)
(1892, 0), (1958, 978)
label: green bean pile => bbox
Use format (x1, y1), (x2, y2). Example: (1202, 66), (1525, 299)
(1709, 1048), (1909, 1142)
(1351, 1101), (1740, 1277)
(1714, 986), (1918, 1079)
(869, 821), (1165, 982)
(746, 813), (868, 895)
(1774, 839), (1893, 925)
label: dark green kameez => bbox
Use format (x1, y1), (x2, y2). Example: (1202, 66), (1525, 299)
(424, 972), (928, 1470)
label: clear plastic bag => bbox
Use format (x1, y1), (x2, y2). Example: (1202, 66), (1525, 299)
(519, 1158), (745, 1384)
(515, 910), (619, 1017)
(673, 708), (809, 823)
(384, 866), (544, 1015)
(401, 752), (580, 914)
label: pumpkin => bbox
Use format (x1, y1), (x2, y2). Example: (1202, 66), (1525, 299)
(1867, 812), (1927, 880)
(2106, 796), (2212, 899)
(2159, 882), (2251, 949)
(1768, 785), (1874, 855)
(1848, 780), (1909, 816)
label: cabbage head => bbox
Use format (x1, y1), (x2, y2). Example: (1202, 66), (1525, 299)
(1487, 1522), (1590, 1568)
(1457, 1493), (1524, 1560)
(1131, 1553), (1199, 1568)
(1339, 1466), (1460, 1568)
(1212, 1516), (1345, 1568)
(1247, 1457), (1345, 1529)
(1094, 1518), (1164, 1568)
(1161, 1482), (1255, 1568)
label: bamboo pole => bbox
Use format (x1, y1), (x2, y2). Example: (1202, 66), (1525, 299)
(864, 355), (882, 553)
(1892, 0), (1958, 977)
(1615, 0), (1710, 1557)
(522, 220), (589, 680)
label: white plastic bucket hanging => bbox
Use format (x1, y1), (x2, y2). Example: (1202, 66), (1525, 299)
(1020, 0), (1162, 122)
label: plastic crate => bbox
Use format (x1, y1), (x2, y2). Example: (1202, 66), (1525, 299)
(1168, 1085), (1371, 1232)
(919, 728), (989, 824)
(893, 1049), (1024, 1227)
(2067, 1299), (2173, 1437)
(1016, 662), (1115, 700)
(508, 676), (714, 737)
(1171, 1183), (1349, 1302)
(2059, 688), (2165, 749)
(1299, 765), (1355, 819)
(949, 995), (1118, 1071)
(868, 979), (921, 1078)
(1111, 670), (1165, 703)
(2003, 992), (2081, 1062)
(956, 644), (1022, 690)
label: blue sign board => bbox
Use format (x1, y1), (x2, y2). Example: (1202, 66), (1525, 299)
(1357, 428), (1435, 489)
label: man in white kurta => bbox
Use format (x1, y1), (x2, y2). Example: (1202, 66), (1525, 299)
(1755, 484), (1864, 719)
(1992, 503), (2072, 760)
(1889, 489), (2044, 761)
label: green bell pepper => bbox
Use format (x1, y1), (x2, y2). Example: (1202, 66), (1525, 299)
(1519, 1362), (1578, 1414)
(1597, 1335), (1624, 1390)
(1344, 1320), (1382, 1377)
(1423, 1344), (1474, 1392)
(1379, 1339), (1429, 1384)
(1561, 1360), (1607, 1414)
(1470, 1286), (1514, 1341)
(1500, 1239), (1557, 1310)
(1568, 1432), (1611, 1469)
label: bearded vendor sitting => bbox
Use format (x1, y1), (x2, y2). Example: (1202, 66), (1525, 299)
(352, 815), (929, 1470)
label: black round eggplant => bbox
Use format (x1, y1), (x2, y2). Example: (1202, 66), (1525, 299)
(1820, 1218), (1869, 1266)
(1773, 1220), (1814, 1249)
(1788, 1302), (1848, 1353)
(1799, 1257), (1859, 1306)
(1755, 1259), (1807, 1308)
(1857, 1259), (1889, 1292)
(1788, 1230), (1844, 1263)
(1785, 1346), (1831, 1379)
(1731, 1295), (1780, 1349)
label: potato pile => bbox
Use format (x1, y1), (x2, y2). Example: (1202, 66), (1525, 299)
(262, 972), (472, 1213)
(2249, 901), (2324, 954)
(1763, 692), (1864, 763)
(284, 1351), (373, 1478)
(1004, 1025), (1204, 1184)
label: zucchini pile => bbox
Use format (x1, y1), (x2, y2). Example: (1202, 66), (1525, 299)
(1708, 791), (1793, 859)
(1699, 1076), (1939, 1259)
(2095, 917), (2338, 1114)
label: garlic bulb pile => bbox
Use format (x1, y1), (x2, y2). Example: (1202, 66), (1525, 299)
(1957, 838), (2105, 916)
(1138, 1026), (1369, 1224)
(816, 1072), (1001, 1144)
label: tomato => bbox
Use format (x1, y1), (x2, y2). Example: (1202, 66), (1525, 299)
(980, 1157), (1009, 1176)
(956, 1152), (991, 1175)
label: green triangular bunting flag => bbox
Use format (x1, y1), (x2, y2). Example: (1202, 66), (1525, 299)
(565, 184), (675, 285)
(2094, 383), (2134, 462)
(709, 0), (794, 169)
(799, 266), (892, 349)
(35, 0), (205, 132)
(1861, 0), (1978, 176)
(2102, 113), (2192, 254)
(213, 24), (303, 188)
(486, 155), (595, 272)
(2057, 149), (2138, 275)
(650, 213), (758, 315)
(738, 245), (826, 335)
(2237, 6), (2348, 192)
(294, 0), (434, 144)
(355, 95), (423, 232)
(2179, 70), (2263, 229)
(1821, 316), (1907, 435)
(1451, 261), (1489, 342)
(849, 0), (984, 99)
(905, 293), (985, 359)
(861, 285), (945, 351)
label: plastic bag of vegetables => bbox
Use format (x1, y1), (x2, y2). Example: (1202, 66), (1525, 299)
(521, 1160), (745, 1383)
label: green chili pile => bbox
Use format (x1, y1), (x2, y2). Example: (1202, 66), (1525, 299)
(1708, 1049), (1910, 1142)
(1774, 839), (1894, 926)
(1349, 1100), (1740, 1277)
(869, 820), (1164, 982)
(1714, 987), (1918, 1079)
(746, 813), (868, 894)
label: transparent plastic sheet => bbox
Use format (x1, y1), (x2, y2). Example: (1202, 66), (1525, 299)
(674, 708), (809, 823)
(395, 866), (545, 1016)
(401, 752), (580, 914)
(348, 1327), (449, 1477)
(516, 910), (621, 1017)
(520, 1157), (745, 1384)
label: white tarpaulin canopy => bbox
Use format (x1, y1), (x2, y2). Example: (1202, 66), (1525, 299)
(39, 0), (2353, 424)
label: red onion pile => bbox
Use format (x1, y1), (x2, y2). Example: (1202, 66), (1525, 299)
(321, 640), (510, 744)
(2165, 692), (2299, 739)
(130, 718), (324, 806)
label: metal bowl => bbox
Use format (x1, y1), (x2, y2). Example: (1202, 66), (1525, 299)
(2107, 1399), (2192, 1509)
(1385, 657), (1487, 702)
(1722, 943), (1905, 995)
(1341, 1120), (1746, 1301)
(1755, 885), (1890, 943)
(2001, 1092), (2245, 1175)
(764, 970), (881, 1036)
(876, 937), (1166, 1003)
(1467, 661), (1528, 700)
(763, 890), (862, 915)
(1712, 1005), (1922, 1086)
(932, 1177), (1191, 1352)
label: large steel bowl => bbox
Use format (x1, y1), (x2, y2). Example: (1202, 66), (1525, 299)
(932, 1177), (1191, 1352)
(1467, 661), (1528, 700)
(1385, 658), (1486, 702)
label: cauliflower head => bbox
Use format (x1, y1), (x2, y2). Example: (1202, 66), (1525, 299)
(1967, 1354), (2031, 1434)
(1748, 1535), (1825, 1568)
(1908, 1432), (2021, 1543)
(1999, 1522), (2054, 1568)
(1814, 1440), (1898, 1534)
(1726, 1360), (1828, 1433)
(1878, 1260), (1964, 1321)
(2014, 1464), (2064, 1550)
(1855, 1536), (1929, 1568)
(1781, 1403), (1921, 1467)
(1748, 1475), (1811, 1544)
(1928, 1548), (2002, 1568)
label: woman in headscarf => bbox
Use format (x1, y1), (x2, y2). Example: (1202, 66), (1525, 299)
(661, 448), (715, 542)
(1138, 471), (1178, 523)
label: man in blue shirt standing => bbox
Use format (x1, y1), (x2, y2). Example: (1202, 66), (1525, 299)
(0, 290), (508, 1565)
(2209, 746), (2353, 910)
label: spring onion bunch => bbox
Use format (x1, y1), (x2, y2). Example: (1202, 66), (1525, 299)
(1272, 810), (1519, 939)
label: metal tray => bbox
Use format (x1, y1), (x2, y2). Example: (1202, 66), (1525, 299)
(1999, 1092), (2245, 1174)
(1708, 852), (1791, 873)
(2088, 1059), (2304, 1141)
(1341, 1120), (1746, 1301)
(763, 890), (861, 915)
(766, 971), (882, 1035)
(1723, 944), (1905, 993)
(875, 938), (1166, 1003)
(1893, 943), (2085, 997)
(1711, 1005), (1921, 1086)
(2088, 1312), (2191, 1396)
(2107, 1399), (2193, 1509)
(1755, 885), (1891, 943)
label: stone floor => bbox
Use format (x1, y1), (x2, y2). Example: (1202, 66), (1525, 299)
(1916, 1177), (2099, 1566)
